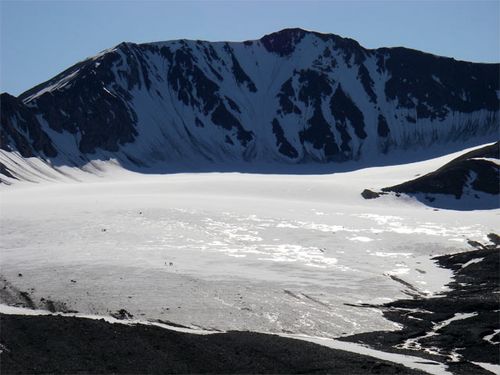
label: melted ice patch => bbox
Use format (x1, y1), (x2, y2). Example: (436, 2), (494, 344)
(257, 244), (338, 268)
(350, 214), (484, 238)
(348, 236), (375, 242)
(371, 252), (413, 258)
(386, 268), (411, 276)
(483, 329), (500, 344)
(280, 333), (453, 375)
(399, 312), (478, 359)
(460, 257), (484, 269)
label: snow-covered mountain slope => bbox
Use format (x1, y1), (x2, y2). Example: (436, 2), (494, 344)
(1, 28), (499, 181)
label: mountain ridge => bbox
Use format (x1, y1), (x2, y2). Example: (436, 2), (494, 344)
(15, 27), (499, 101)
(1, 28), (498, 182)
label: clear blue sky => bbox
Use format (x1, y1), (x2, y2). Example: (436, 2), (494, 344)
(1, 0), (499, 96)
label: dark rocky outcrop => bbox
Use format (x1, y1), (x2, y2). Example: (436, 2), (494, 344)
(225, 44), (257, 92)
(381, 48), (499, 119)
(358, 64), (377, 103)
(0, 93), (57, 158)
(330, 84), (367, 146)
(299, 106), (340, 160)
(361, 189), (385, 199)
(211, 103), (253, 147)
(260, 28), (307, 57)
(382, 142), (499, 199)
(272, 118), (298, 159)
(377, 114), (390, 138)
(277, 78), (301, 115)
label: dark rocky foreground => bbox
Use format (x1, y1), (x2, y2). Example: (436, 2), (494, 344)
(0, 314), (426, 375)
(342, 234), (500, 375)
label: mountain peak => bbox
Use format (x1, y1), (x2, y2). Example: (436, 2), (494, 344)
(260, 28), (310, 56)
(259, 28), (362, 57)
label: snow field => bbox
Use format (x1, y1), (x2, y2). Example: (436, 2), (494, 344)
(0, 150), (498, 338)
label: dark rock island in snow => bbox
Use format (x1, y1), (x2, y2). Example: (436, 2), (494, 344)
(362, 142), (499, 210)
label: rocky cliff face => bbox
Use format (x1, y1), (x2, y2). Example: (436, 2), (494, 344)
(1, 28), (498, 178)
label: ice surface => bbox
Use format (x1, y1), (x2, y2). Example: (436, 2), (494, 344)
(0, 154), (497, 338)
